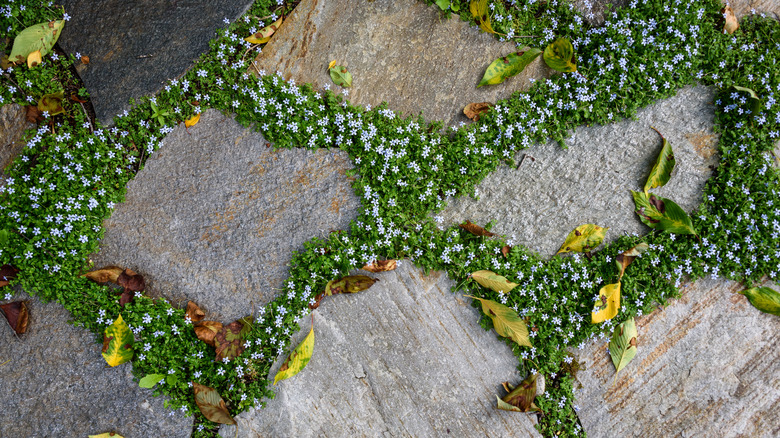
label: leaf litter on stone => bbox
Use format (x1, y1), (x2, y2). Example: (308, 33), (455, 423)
(557, 224), (608, 255)
(478, 48), (542, 87)
(609, 317), (638, 381)
(471, 270), (519, 294)
(465, 295), (531, 347)
(274, 318), (315, 385)
(644, 127), (675, 194)
(362, 259), (397, 272)
(464, 102), (493, 121)
(459, 220), (496, 237)
(245, 17), (283, 45)
(102, 314), (134, 367)
(0, 300), (29, 335)
(328, 62), (352, 88)
(193, 382), (236, 425)
(496, 373), (541, 412)
(739, 286), (780, 316)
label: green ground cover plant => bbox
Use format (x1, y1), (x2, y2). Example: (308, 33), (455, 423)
(1, 0), (779, 436)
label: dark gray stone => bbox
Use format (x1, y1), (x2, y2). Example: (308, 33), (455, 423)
(57, 0), (255, 125)
(93, 110), (360, 323)
(0, 292), (191, 437)
(0, 103), (33, 173)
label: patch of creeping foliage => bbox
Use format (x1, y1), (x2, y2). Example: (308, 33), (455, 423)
(2, 0), (780, 437)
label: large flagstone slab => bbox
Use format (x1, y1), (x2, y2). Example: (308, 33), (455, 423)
(438, 85), (718, 257)
(93, 110), (360, 323)
(57, 0), (256, 125)
(220, 262), (542, 438)
(0, 292), (191, 437)
(574, 277), (780, 437)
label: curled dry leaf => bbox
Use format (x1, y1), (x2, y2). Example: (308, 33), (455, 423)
(186, 301), (206, 323)
(325, 275), (377, 296)
(616, 242), (649, 279)
(214, 316), (253, 362)
(722, 6), (739, 35)
(459, 220), (496, 237)
(194, 320), (223, 347)
(501, 245), (511, 258)
(466, 295), (531, 347)
(245, 17), (283, 45)
(26, 49), (41, 68)
(117, 268), (145, 292)
(0, 264), (20, 288)
(362, 259), (397, 273)
(80, 55), (90, 64)
(274, 324), (315, 384)
(25, 105), (43, 123)
(0, 300), (29, 335)
(591, 282), (621, 324)
(497, 373), (541, 412)
(83, 266), (124, 284)
(464, 102), (493, 121)
(193, 382), (236, 425)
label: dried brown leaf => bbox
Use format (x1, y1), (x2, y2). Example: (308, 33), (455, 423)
(25, 105), (42, 123)
(117, 268), (145, 292)
(0, 300), (29, 334)
(361, 259), (397, 273)
(80, 55), (90, 64)
(193, 382), (236, 425)
(194, 321), (222, 347)
(722, 6), (739, 35)
(83, 266), (124, 284)
(0, 264), (19, 288)
(186, 301), (205, 323)
(464, 102), (493, 121)
(459, 220), (496, 237)
(501, 245), (511, 258)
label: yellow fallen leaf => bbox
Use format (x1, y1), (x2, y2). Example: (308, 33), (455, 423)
(328, 60), (337, 70)
(722, 6), (739, 35)
(26, 50), (41, 68)
(245, 17), (283, 44)
(184, 113), (201, 128)
(88, 433), (124, 438)
(591, 282), (621, 324)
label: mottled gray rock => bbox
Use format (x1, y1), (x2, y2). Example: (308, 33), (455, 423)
(57, 0), (255, 125)
(220, 262), (541, 438)
(252, 0), (553, 127)
(0, 103), (33, 173)
(439, 85), (718, 257)
(730, 0), (780, 19)
(0, 292), (191, 437)
(93, 110), (360, 323)
(574, 278), (780, 438)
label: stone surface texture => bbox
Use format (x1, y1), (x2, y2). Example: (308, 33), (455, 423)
(575, 278), (780, 438)
(0, 103), (33, 173)
(439, 85), (718, 257)
(93, 110), (360, 323)
(0, 292), (191, 437)
(220, 262), (541, 438)
(57, 0), (255, 125)
(252, 0), (553, 127)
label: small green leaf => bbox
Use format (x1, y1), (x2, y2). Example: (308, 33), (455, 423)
(9, 20), (65, 64)
(139, 374), (165, 388)
(465, 295), (531, 347)
(101, 314), (134, 367)
(471, 270), (519, 294)
(591, 282), (621, 324)
(644, 127), (675, 194)
(274, 325), (315, 384)
(609, 317), (638, 375)
(329, 65), (352, 88)
(557, 224), (608, 254)
(478, 48), (543, 87)
(733, 85), (761, 114)
(435, 0), (451, 10)
(543, 37), (576, 72)
(166, 374), (178, 386)
(739, 287), (780, 316)
(631, 191), (696, 235)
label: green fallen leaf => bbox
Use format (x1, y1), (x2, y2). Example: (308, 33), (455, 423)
(471, 270), (519, 294)
(329, 64), (352, 88)
(591, 282), (621, 324)
(733, 85), (761, 114)
(616, 242), (649, 279)
(497, 373), (541, 412)
(543, 37), (576, 72)
(435, 0), (451, 10)
(465, 295), (531, 347)
(609, 317), (638, 375)
(9, 20), (65, 65)
(631, 191), (696, 235)
(139, 373), (165, 388)
(557, 224), (608, 254)
(193, 382), (236, 425)
(274, 325), (315, 384)
(739, 287), (780, 316)
(644, 127), (675, 194)
(478, 48), (543, 87)
(101, 314), (134, 367)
